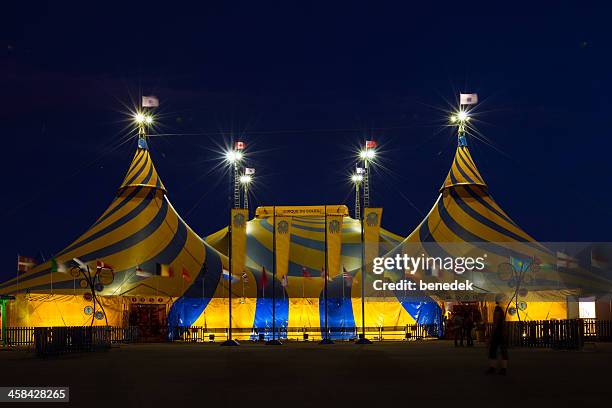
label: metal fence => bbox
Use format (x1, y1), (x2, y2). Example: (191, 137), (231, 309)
(34, 326), (112, 356)
(167, 324), (441, 343)
(485, 319), (586, 349)
(3, 320), (612, 349)
(3, 326), (139, 349)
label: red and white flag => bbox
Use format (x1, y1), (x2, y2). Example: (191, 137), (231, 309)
(342, 266), (352, 285)
(235, 141), (245, 150)
(260, 266), (268, 288)
(142, 96), (159, 107)
(17, 255), (36, 273)
(365, 140), (377, 149)
(96, 260), (114, 271)
(301, 266), (311, 278)
(245, 167), (255, 175)
(459, 93), (478, 105)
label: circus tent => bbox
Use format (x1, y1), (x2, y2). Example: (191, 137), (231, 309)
(0, 137), (227, 330)
(382, 135), (612, 321)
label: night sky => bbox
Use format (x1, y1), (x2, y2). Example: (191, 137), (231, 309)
(1, 2), (610, 282)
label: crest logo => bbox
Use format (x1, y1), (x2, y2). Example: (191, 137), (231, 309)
(233, 213), (245, 228)
(277, 220), (289, 234)
(329, 220), (341, 234)
(366, 211), (379, 227)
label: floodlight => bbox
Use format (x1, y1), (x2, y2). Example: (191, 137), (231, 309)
(225, 150), (243, 164)
(134, 113), (146, 124)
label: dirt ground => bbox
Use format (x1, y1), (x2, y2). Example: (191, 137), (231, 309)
(1, 340), (611, 407)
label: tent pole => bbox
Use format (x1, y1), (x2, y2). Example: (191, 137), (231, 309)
(267, 206), (282, 345)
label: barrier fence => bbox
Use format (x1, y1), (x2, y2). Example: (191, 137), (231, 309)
(3, 326), (139, 349)
(485, 319), (587, 349)
(3, 320), (612, 351)
(167, 324), (440, 343)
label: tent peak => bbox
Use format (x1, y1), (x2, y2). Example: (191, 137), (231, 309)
(440, 140), (487, 192)
(117, 140), (166, 194)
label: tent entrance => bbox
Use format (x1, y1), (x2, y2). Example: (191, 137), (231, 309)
(129, 304), (167, 342)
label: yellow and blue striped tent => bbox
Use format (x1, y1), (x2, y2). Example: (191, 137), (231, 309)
(0, 138), (227, 327)
(383, 136), (612, 320)
(198, 215), (441, 340)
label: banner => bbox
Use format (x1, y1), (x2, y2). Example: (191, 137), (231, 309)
(274, 216), (292, 282)
(256, 205), (348, 218)
(231, 209), (248, 277)
(326, 215), (344, 279)
(363, 208), (383, 274)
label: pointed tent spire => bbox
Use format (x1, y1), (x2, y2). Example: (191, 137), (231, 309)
(440, 135), (487, 191)
(118, 137), (167, 193)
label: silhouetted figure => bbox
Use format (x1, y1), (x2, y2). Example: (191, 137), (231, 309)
(453, 313), (464, 347)
(464, 313), (474, 347)
(486, 304), (508, 375)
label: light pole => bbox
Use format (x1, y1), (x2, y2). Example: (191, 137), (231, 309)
(352, 171), (364, 220)
(356, 142), (376, 345)
(221, 143), (244, 347)
(239, 172), (254, 215)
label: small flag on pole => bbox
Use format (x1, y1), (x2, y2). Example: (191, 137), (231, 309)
(281, 275), (288, 288)
(591, 249), (610, 270)
(17, 255), (37, 273)
(96, 260), (113, 272)
(156, 263), (172, 277)
(245, 167), (255, 175)
(260, 266), (268, 288)
(301, 266), (311, 278)
(50, 257), (66, 274)
(181, 267), (192, 282)
(136, 266), (153, 278)
(73, 257), (88, 271)
(235, 141), (245, 150)
(142, 96), (159, 107)
(356, 167), (365, 175)
(365, 140), (377, 149)
(342, 266), (352, 285)
(459, 93), (478, 105)
(222, 269), (240, 283)
(556, 252), (578, 269)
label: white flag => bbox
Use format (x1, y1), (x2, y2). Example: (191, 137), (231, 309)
(460, 93), (478, 105)
(73, 257), (89, 271)
(356, 167), (365, 175)
(245, 168), (255, 175)
(142, 96), (159, 107)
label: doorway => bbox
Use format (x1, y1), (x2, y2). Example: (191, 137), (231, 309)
(129, 304), (167, 342)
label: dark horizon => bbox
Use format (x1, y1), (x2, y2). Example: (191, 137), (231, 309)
(1, 1), (611, 281)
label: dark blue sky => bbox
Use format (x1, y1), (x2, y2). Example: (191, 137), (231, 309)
(1, 1), (610, 281)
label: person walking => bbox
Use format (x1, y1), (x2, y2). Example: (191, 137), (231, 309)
(464, 312), (474, 347)
(486, 304), (508, 375)
(453, 312), (464, 347)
